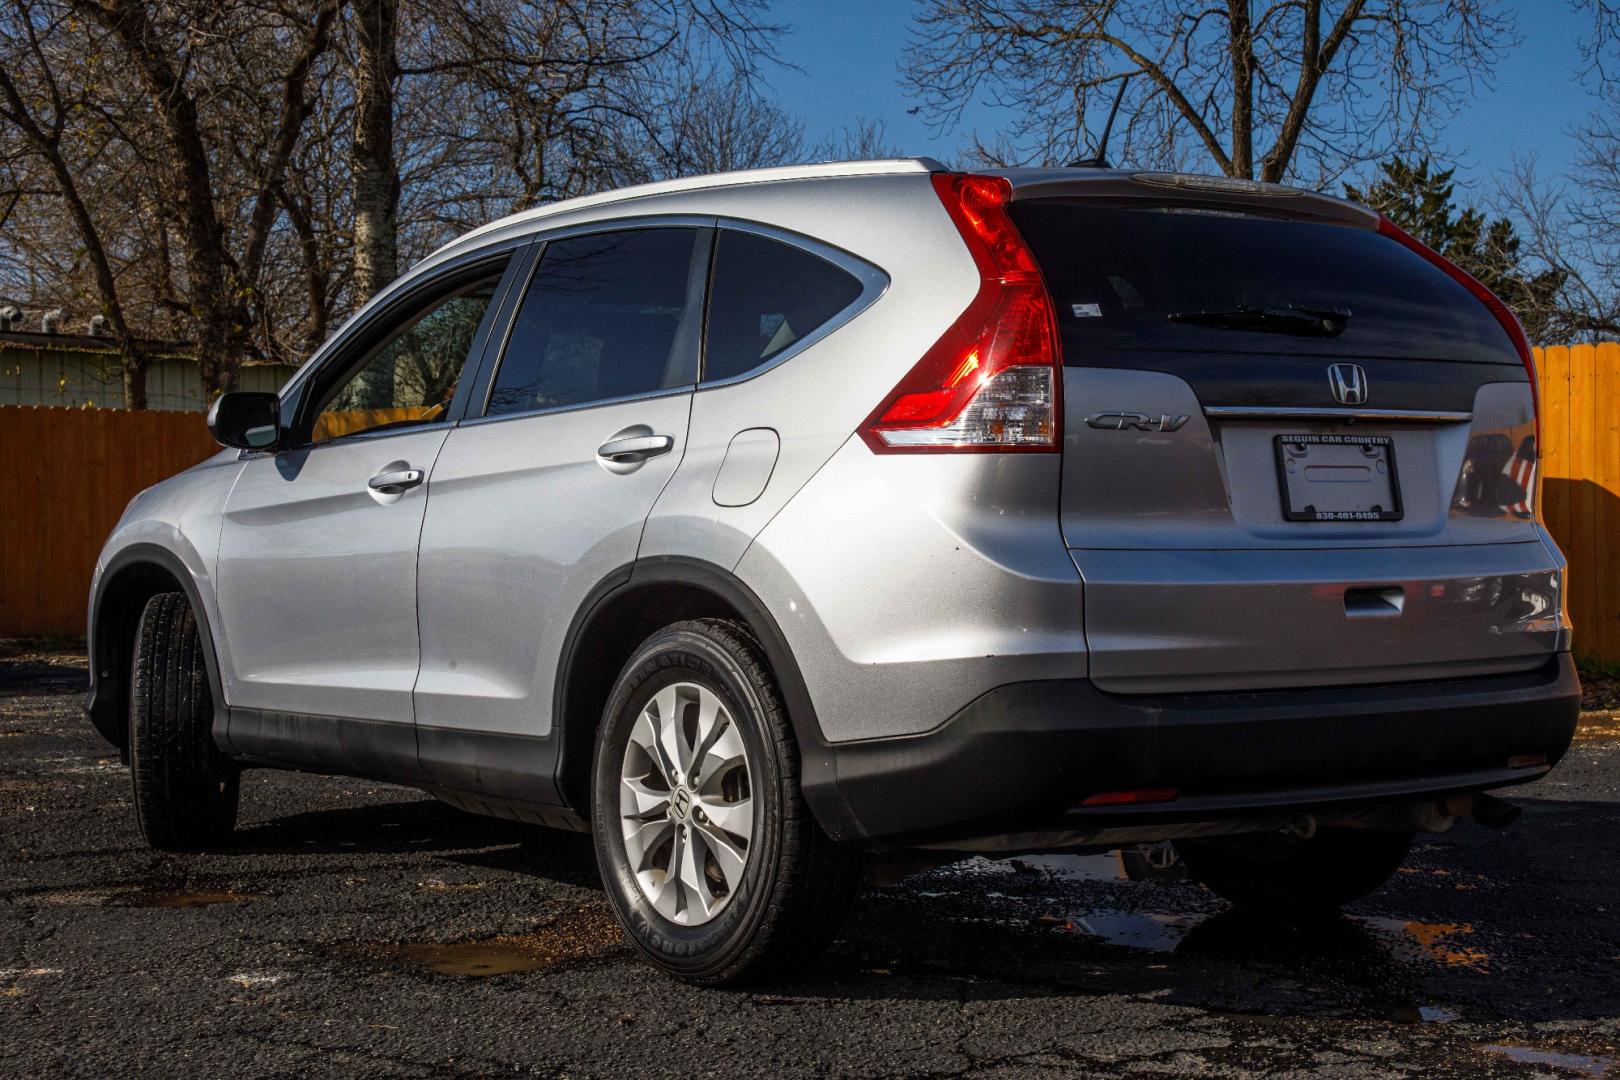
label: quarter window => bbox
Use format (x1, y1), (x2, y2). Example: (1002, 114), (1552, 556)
(703, 230), (864, 383)
(486, 228), (700, 416)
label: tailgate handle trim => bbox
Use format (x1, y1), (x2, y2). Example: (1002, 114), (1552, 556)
(1205, 406), (1472, 424)
(1344, 586), (1406, 617)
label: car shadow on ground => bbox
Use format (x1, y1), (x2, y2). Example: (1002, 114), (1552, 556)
(205, 784), (1620, 1024)
(232, 790), (606, 888)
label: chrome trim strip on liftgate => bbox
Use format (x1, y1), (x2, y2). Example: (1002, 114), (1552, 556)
(1203, 405), (1474, 424)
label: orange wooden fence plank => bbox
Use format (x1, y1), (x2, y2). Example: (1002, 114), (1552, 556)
(1592, 344), (1620, 662)
(1539, 346), (1571, 550)
(1567, 345), (1599, 656)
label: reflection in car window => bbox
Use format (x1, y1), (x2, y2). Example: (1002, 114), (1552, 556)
(486, 228), (698, 417)
(703, 230), (863, 383)
(312, 271), (504, 442)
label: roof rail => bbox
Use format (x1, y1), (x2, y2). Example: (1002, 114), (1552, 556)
(444, 158), (946, 252)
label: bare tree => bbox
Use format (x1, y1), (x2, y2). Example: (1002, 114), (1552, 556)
(1575, 0), (1620, 77)
(352, 0), (400, 304)
(0, 0), (791, 402)
(1486, 4), (1620, 341)
(0, 0), (156, 406)
(341, 0), (784, 304)
(1498, 147), (1620, 342)
(72, 0), (340, 395)
(814, 117), (903, 162)
(903, 1), (1516, 184)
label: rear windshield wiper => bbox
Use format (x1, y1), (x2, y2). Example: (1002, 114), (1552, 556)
(1167, 303), (1351, 338)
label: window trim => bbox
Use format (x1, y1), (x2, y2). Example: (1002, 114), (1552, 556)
(465, 215), (718, 427)
(696, 219), (889, 391)
(275, 238), (534, 450)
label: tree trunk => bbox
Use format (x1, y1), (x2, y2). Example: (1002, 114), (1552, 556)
(196, 312), (237, 399)
(352, 0), (400, 304)
(1227, 0), (1255, 179)
(121, 344), (150, 411)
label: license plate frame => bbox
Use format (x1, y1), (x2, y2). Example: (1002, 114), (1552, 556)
(1274, 433), (1404, 522)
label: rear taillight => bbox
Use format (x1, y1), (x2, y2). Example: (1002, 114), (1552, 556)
(1376, 215), (1540, 453)
(860, 174), (1061, 453)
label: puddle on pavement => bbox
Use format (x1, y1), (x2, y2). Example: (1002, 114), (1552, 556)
(1009, 853), (1129, 882)
(117, 887), (262, 908)
(417, 879), (487, 893)
(377, 906), (624, 977)
(1362, 918), (1489, 971)
(0, 967), (62, 999)
(1480, 1045), (1620, 1078)
(1068, 910), (1202, 952)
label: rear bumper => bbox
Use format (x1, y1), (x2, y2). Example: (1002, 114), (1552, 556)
(809, 653), (1580, 847)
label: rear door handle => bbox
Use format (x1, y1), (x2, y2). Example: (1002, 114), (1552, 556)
(596, 434), (674, 463)
(367, 468), (424, 494)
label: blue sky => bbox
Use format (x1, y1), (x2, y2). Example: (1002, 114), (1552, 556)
(763, 0), (1600, 197)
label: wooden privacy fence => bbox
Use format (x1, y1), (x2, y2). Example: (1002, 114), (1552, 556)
(0, 406), (217, 638)
(1536, 343), (1620, 665)
(2, 350), (1619, 659)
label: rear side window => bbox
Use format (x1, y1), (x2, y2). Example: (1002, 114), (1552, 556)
(703, 230), (864, 382)
(1008, 202), (1518, 365)
(486, 228), (700, 416)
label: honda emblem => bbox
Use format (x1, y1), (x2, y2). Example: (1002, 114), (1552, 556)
(1328, 363), (1369, 406)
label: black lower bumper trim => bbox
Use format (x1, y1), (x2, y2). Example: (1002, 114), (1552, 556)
(814, 654), (1580, 846)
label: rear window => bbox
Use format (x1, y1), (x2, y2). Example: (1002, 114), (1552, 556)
(1008, 201), (1518, 365)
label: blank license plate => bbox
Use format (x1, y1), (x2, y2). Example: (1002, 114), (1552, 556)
(1275, 434), (1403, 522)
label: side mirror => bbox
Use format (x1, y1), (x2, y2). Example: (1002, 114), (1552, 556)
(207, 391), (282, 451)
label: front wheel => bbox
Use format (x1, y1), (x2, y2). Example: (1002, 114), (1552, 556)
(129, 592), (239, 851)
(591, 619), (861, 984)
(1174, 827), (1414, 914)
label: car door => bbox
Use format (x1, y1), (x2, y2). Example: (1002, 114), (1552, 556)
(412, 223), (709, 802)
(215, 246), (527, 772)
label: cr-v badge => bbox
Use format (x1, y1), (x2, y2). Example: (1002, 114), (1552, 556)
(1086, 412), (1191, 432)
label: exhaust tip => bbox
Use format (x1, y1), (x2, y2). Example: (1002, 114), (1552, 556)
(1468, 793), (1522, 830)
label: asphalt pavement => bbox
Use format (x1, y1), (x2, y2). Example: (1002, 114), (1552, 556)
(2, 647), (1617, 1078)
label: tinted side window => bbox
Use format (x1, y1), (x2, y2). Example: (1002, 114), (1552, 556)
(486, 228), (699, 416)
(704, 230), (864, 383)
(310, 267), (506, 443)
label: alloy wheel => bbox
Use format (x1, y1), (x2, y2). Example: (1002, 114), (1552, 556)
(618, 681), (754, 925)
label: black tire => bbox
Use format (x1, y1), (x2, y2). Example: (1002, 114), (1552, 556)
(1174, 827), (1414, 914)
(591, 618), (861, 984)
(129, 592), (239, 851)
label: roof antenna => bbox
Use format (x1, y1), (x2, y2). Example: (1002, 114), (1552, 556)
(1068, 75), (1132, 169)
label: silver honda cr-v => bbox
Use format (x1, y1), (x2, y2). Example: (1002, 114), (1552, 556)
(86, 159), (1580, 983)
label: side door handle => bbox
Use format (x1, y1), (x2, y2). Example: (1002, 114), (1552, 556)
(367, 468), (424, 494)
(596, 434), (674, 463)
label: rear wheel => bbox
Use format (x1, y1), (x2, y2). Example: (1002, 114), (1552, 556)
(129, 592), (239, 851)
(1174, 827), (1414, 914)
(591, 618), (861, 984)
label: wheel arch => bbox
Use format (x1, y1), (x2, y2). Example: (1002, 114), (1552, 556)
(86, 543), (227, 751)
(552, 555), (856, 839)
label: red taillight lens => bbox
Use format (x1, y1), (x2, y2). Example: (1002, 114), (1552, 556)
(1079, 787), (1181, 807)
(1376, 215), (1539, 453)
(860, 174), (1061, 453)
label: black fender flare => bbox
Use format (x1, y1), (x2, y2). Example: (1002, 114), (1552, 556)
(86, 543), (229, 751)
(551, 554), (862, 841)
